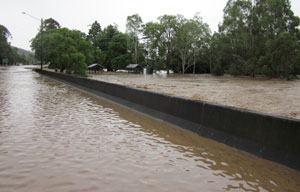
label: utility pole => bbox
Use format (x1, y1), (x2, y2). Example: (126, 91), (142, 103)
(40, 18), (44, 70)
(22, 12), (44, 70)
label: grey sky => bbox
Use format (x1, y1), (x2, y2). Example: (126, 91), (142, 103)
(1, 0), (300, 51)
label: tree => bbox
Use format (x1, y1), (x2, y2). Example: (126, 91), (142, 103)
(126, 14), (143, 64)
(260, 32), (300, 79)
(143, 14), (211, 73)
(214, 0), (300, 77)
(31, 27), (93, 76)
(174, 14), (211, 73)
(158, 15), (178, 74)
(0, 25), (36, 65)
(0, 24), (11, 41)
(143, 21), (164, 70)
(30, 30), (46, 65)
(98, 24), (119, 51)
(97, 24), (119, 70)
(255, 0), (299, 37)
(87, 21), (101, 62)
(219, 0), (254, 76)
(0, 24), (12, 64)
(43, 18), (60, 31)
(29, 17), (60, 67)
(107, 33), (131, 70)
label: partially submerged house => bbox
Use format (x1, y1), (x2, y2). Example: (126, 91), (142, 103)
(126, 64), (142, 74)
(88, 63), (104, 73)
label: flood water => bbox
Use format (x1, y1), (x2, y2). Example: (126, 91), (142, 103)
(1, 66), (300, 192)
(90, 73), (300, 119)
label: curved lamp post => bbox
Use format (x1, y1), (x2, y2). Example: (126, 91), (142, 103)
(22, 12), (44, 70)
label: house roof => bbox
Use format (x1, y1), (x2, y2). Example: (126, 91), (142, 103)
(88, 63), (104, 69)
(126, 64), (140, 69)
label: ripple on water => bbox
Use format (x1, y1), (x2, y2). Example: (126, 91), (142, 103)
(0, 66), (300, 192)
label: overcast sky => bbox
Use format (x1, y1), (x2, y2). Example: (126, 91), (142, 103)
(1, 0), (300, 51)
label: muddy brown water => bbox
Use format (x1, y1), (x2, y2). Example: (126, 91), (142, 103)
(1, 66), (300, 192)
(89, 72), (300, 120)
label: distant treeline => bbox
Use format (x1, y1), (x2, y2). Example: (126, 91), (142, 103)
(4, 0), (300, 79)
(0, 25), (36, 65)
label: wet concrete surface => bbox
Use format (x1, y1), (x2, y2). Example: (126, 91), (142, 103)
(1, 66), (300, 192)
(90, 72), (300, 120)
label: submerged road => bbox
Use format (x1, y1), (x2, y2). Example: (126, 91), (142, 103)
(0, 66), (299, 192)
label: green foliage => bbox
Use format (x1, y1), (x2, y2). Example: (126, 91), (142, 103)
(30, 18), (61, 64)
(142, 14), (212, 74)
(0, 24), (32, 65)
(143, 21), (163, 69)
(111, 54), (131, 70)
(126, 14), (143, 64)
(43, 18), (60, 31)
(88, 21), (101, 40)
(107, 33), (131, 70)
(96, 24), (119, 70)
(0, 24), (12, 63)
(174, 14), (211, 73)
(31, 27), (92, 76)
(87, 21), (102, 62)
(27, 4), (300, 78)
(259, 32), (300, 79)
(0, 24), (11, 41)
(213, 0), (300, 78)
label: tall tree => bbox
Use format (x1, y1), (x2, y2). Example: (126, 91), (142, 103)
(174, 14), (211, 73)
(0, 24), (13, 64)
(108, 33), (131, 70)
(158, 15), (178, 74)
(259, 32), (300, 79)
(215, 0), (300, 78)
(43, 18), (60, 31)
(219, 0), (254, 75)
(143, 21), (164, 70)
(143, 14), (211, 73)
(0, 24), (11, 41)
(97, 24), (119, 70)
(98, 24), (118, 51)
(31, 28), (93, 76)
(87, 21), (101, 62)
(255, 0), (299, 37)
(126, 14), (143, 64)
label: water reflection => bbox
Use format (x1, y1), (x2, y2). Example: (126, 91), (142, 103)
(0, 66), (299, 192)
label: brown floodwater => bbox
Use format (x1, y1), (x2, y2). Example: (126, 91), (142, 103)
(90, 72), (300, 120)
(1, 66), (300, 192)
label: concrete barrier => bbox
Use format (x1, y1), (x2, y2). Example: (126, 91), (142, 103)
(36, 69), (300, 170)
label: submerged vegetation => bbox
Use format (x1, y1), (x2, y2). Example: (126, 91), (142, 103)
(1, 0), (300, 78)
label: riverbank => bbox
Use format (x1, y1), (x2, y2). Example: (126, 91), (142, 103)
(88, 72), (300, 120)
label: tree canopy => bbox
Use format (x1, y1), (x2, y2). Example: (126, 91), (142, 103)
(214, 0), (300, 78)
(43, 18), (61, 31)
(0, 24), (12, 63)
(126, 14), (143, 64)
(0, 24), (34, 65)
(87, 21), (102, 62)
(27, 0), (300, 79)
(31, 18), (93, 76)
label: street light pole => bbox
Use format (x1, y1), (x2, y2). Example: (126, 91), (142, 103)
(87, 24), (97, 63)
(22, 12), (44, 70)
(40, 18), (44, 70)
